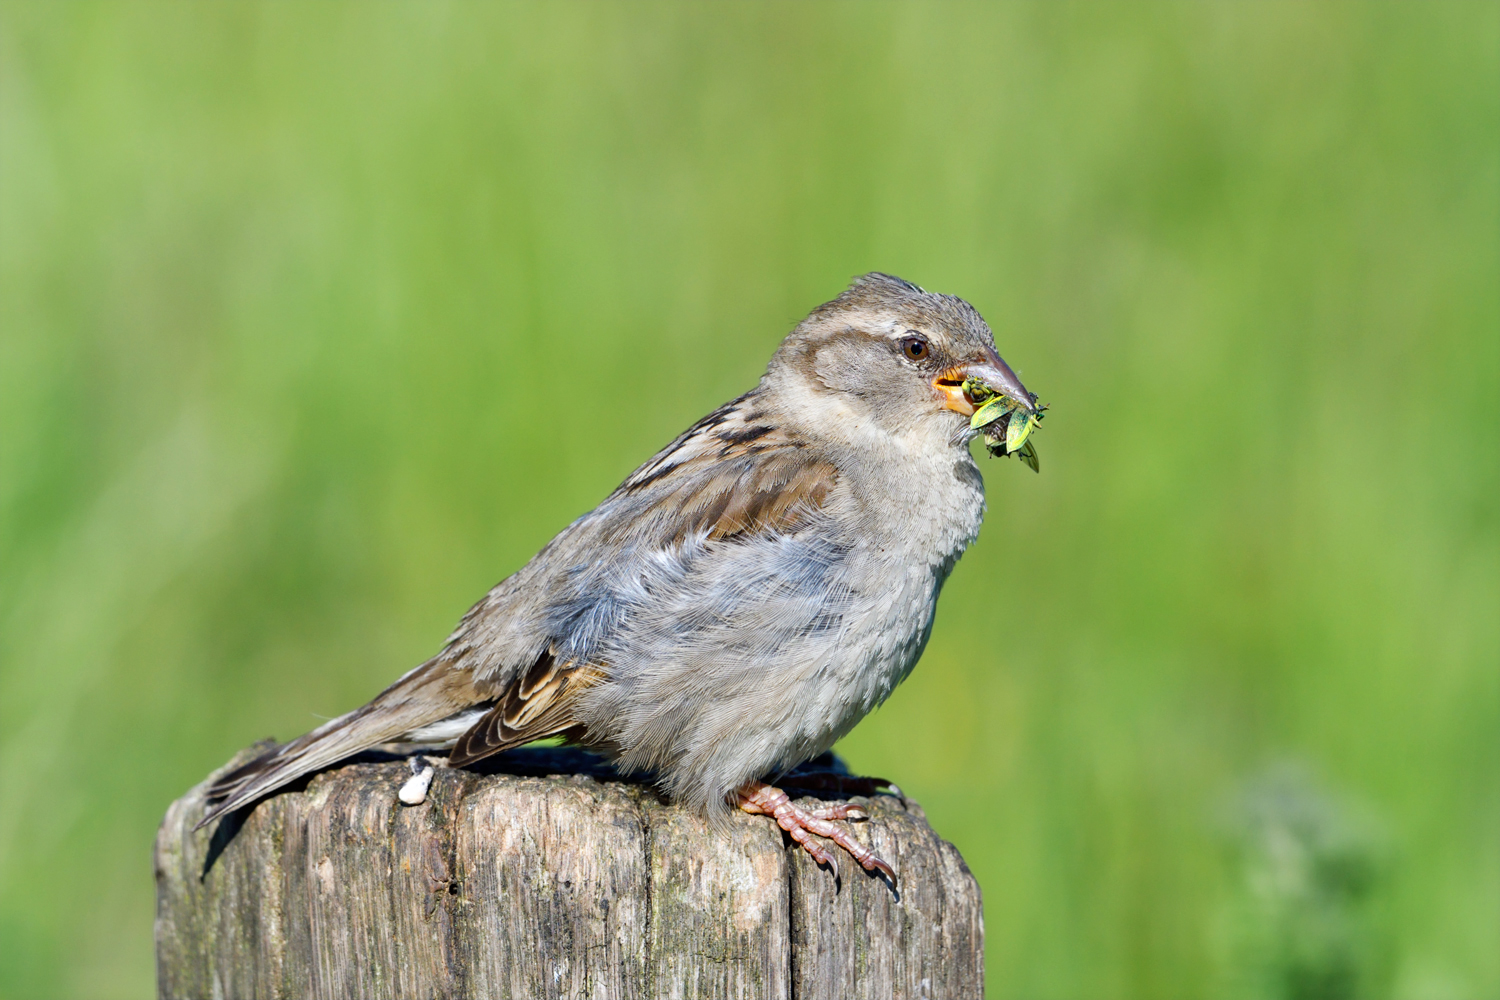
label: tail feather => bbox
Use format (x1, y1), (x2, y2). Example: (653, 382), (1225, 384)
(195, 658), (482, 830)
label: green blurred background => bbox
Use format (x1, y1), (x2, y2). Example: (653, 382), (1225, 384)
(1, 3), (1496, 998)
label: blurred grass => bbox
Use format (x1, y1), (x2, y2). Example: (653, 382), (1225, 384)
(0, 3), (1495, 998)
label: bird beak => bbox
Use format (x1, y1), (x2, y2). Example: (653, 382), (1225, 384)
(933, 348), (1036, 417)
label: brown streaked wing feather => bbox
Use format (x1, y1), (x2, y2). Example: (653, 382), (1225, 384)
(615, 392), (838, 544)
(448, 652), (605, 766)
(638, 453), (838, 544)
(707, 453), (835, 541)
(619, 393), (760, 492)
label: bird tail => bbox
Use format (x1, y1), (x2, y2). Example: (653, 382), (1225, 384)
(195, 657), (483, 830)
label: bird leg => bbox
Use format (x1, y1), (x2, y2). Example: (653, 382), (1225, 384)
(736, 780), (895, 883)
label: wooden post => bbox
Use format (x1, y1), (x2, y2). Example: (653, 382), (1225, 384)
(155, 746), (984, 999)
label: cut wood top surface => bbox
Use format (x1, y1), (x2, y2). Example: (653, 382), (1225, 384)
(156, 746), (984, 1000)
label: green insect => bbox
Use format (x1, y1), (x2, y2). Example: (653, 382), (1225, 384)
(1010, 437), (1040, 473)
(961, 376), (1045, 473)
(961, 376), (999, 406)
(1005, 408), (1038, 452)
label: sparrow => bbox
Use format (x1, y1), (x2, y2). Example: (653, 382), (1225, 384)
(201, 273), (1040, 881)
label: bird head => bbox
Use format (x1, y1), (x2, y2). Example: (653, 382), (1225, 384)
(767, 273), (1041, 465)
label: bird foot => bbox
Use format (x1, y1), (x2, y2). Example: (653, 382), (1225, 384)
(736, 780), (895, 884)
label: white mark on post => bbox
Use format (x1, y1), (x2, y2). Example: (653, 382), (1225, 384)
(399, 758), (436, 806)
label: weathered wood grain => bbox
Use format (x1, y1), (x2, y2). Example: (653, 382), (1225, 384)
(455, 773), (650, 999)
(156, 747), (983, 999)
(789, 796), (984, 1000)
(643, 795), (790, 1000)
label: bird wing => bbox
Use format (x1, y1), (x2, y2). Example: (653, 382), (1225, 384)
(199, 389), (843, 827)
(435, 389), (841, 684)
(442, 394), (842, 767)
(447, 652), (604, 766)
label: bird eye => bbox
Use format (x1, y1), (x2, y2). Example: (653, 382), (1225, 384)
(900, 334), (930, 362)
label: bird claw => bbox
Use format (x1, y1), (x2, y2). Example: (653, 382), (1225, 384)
(808, 803), (867, 822)
(736, 780), (895, 885)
